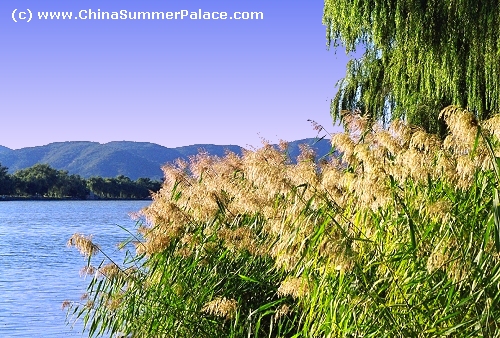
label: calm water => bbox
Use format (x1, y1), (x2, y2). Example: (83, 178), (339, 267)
(0, 200), (151, 337)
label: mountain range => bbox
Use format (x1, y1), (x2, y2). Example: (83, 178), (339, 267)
(0, 138), (335, 180)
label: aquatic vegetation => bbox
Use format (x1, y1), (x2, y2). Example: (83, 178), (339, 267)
(66, 106), (500, 337)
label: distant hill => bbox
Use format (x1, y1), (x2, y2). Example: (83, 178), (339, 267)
(0, 145), (12, 155)
(0, 138), (335, 180)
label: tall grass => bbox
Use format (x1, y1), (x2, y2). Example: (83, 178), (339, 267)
(66, 106), (500, 337)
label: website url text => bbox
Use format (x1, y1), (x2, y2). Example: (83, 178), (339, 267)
(12, 9), (264, 23)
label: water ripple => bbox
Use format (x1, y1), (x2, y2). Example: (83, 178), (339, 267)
(0, 200), (150, 338)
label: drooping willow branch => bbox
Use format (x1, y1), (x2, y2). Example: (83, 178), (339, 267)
(324, 0), (500, 135)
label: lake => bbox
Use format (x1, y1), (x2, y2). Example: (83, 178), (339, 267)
(0, 200), (152, 337)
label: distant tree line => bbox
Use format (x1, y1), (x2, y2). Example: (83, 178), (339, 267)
(0, 163), (162, 199)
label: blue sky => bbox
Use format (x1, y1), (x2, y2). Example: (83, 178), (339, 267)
(2, 1), (351, 149)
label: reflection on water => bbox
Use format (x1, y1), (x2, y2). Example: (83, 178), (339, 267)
(0, 200), (150, 337)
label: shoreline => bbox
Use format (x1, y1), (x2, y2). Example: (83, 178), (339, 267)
(0, 196), (152, 202)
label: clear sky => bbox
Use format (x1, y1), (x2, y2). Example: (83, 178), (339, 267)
(1, 1), (351, 150)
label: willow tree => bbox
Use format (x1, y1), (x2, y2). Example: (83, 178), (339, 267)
(323, 0), (500, 134)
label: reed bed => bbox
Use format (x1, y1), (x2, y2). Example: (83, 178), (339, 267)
(67, 106), (500, 337)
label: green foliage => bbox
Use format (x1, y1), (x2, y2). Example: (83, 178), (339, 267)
(0, 163), (161, 199)
(0, 162), (14, 195)
(297, 172), (500, 337)
(70, 219), (298, 337)
(66, 111), (500, 336)
(14, 163), (59, 196)
(324, 0), (500, 133)
(86, 175), (161, 199)
(50, 172), (88, 199)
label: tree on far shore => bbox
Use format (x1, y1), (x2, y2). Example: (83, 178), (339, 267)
(0, 163), (161, 199)
(13, 164), (60, 196)
(0, 163), (14, 195)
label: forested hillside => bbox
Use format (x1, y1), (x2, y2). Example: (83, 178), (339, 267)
(0, 139), (334, 180)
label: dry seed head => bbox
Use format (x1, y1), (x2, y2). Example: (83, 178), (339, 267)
(202, 297), (238, 320)
(175, 246), (192, 258)
(182, 185), (221, 220)
(351, 173), (391, 211)
(331, 133), (356, 165)
(218, 227), (260, 255)
(180, 233), (195, 246)
(425, 199), (453, 224)
(297, 144), (316, 163)
(189, 150), (217, 179)
(278, 139), (289, 151)
(262, 205), (278, 220)
(144, 201), (191, 228)
(374, 130), (402, 155)
(239, 149), (293, 206)
(161, 163), (191, 191)
(455, 155), (476, 189)
(340, 172), (357, 192)
(353, 143), (371, 163)
(478, 152), (494, 171)
(272, 251), (300, 272)
(217, 150), (243, 175)
(67, 233), (99, 257)
(106, 293), (123, 311)
(176, 231), (197, 257)
(202, 241), (218, 254)
(434, 151), (457, 183)
(277, 276), (310, 299)
(128, 211), (143, 221)
(308, 119), (324, 133)
(79, 265), (96, 277)
(342, 109), (370, 136)
(355, 144), (384, 176)
(426, 247), (448, 274)
(447, 259), (469, 284)
(320, 164), (344, 191)
(442, 134), (456, 152)
(141, 202), (191, 251)
(61, 300), (71, 310)
(97, 263), (123, 279)
(440, 106), (478, 151)
(389, 119), (412, 146)
(287, 162), (320, 201)
(274, 304), (291, 320)
(173, 157), (190, 176)
(85, 300), (94, 309)
(318, 239), (356, 272)
(394, 148), (432, 183)
(134, 230), (174, 256)
(483, 115), (500, 141)
(409, 130), (441, 153)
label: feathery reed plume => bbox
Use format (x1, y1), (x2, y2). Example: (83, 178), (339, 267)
(79, 265), (96, 277)
(278, 277), (310, 299)
(202, 297), (238, 320)
(67, 233), (99, 257)
(68, 109), (500, 337)
(97, 263), (123, 280)
(274, 304), (291, 320)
